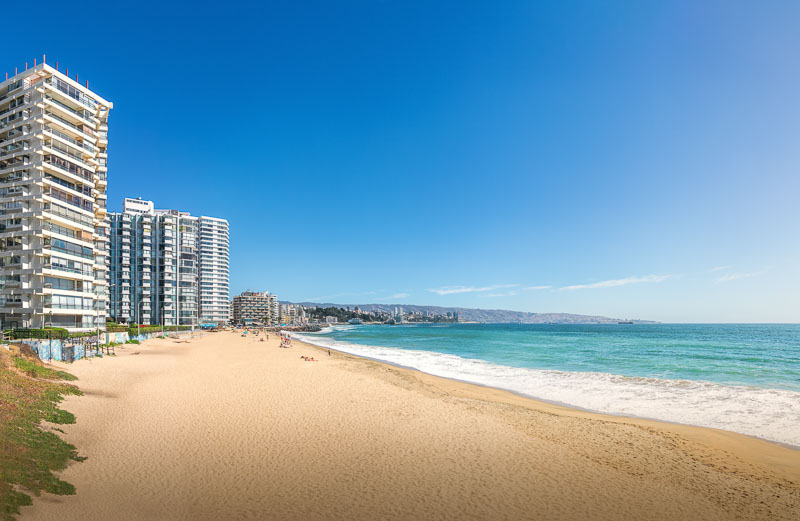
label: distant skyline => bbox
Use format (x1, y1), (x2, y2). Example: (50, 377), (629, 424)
(6, 0), (799, 323)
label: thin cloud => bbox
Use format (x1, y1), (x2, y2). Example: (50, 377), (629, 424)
(524, 285), (551, 291)
(561, 275), (670, 291)
(716, 271), (764, 283)
(428, 284), (518, 296)
(710, 266), (731, 272)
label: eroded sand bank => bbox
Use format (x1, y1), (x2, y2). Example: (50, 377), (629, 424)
(20, 331), (800, 521)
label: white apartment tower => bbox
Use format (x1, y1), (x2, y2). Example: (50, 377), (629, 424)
(198, 216), (230, 324)
(0, 60), (112, 331)
(267, 292), (279, 325)
(108, 205), (199, 327)
(108, 199), (229, 326)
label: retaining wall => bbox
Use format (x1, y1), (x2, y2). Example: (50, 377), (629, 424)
(22, 330), (169, 362)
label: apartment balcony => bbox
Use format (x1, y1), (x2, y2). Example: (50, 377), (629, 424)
(41, 111), (95, 143)
(42, 122), (95, 154)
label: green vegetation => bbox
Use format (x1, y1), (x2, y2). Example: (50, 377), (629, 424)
(3, 328), (69, 340)
(305, 306), (374, 323)
(0, 352), (84, 521)
(105, 324), (128, 333)
(126, 325), (190, 336)
(126, 339), (140, 345)
(3, 329), (100, 340)
(66, 331), (97, 339)
(12, 358), (77, 382)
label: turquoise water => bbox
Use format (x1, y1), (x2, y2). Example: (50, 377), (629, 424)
(295, 323), (800, 446)
(307, 323), (800, 391)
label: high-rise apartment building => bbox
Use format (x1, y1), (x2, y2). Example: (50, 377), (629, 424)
(0, 61), (112, 331)
(108, 202), (199, 326)
(198, 216), (229, 324)
(267, 292), (279, 325)
(108, 198), (227, 326)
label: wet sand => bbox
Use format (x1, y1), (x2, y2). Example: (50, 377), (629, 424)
(20, 331), (800, 521)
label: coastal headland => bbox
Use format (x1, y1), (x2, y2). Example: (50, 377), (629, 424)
(19, 331), (800, 521)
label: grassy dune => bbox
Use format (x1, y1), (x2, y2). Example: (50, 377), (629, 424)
(0, 349), (84, 521)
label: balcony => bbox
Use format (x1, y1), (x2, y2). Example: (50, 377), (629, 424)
(44, 95), (95, 124)
(43, 125), (94, 152)
(42, 153), (94, 183)
(45, 78), (96, 110)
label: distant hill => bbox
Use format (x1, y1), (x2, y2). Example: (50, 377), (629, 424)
(283, 302), (656, 324)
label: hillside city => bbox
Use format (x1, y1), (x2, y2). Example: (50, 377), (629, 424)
(233, 291), (463, 328)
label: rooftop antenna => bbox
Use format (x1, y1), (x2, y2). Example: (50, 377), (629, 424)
(43, 54), (46, 64)
(34, 58), (37, 66)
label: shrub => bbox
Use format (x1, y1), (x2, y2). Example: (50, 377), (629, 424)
(4, 328), (70, 340)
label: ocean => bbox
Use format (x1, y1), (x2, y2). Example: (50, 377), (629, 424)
(293, 323), (800, 447)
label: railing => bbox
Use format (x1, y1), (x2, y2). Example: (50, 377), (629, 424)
(43, 110), (94, 140)
(45, 174), (92, 197)
(44, 139), (93, 168)
(48, 243), (94, 260)
(45, 202), (94, 227)
(44, 263), (94, 277)
(44, 126), (94, 153)
(44, 95), (94, 123)
(0, 142), (29, 156)
(43, 154), (93, 182)
(0, 104), (25, 118)
(49, 303), (95, 311)
(48, 186), (92, 212)
(0, 172), (29, 185)
(43, 221), (93, 242)
(46, 78), (96, 110)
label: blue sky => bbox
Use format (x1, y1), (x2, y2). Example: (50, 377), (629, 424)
(6, 1), (800, 322)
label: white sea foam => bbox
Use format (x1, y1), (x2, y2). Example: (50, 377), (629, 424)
(294, 333), (800, 447)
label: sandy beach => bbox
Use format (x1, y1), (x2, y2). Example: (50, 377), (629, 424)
(19, 331), (800, 521)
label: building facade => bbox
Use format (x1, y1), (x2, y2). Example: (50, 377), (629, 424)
(198, 216), (229, 324)
(232, 290), (271, 325)
(108, 199), (225, 327)
(267, 292), (279, 325)
(0, 61), (112, 331)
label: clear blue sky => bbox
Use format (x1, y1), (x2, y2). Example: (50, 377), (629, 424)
(7, 1), (800, 322)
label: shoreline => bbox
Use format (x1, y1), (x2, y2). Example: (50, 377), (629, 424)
(292, 336), (800, 484)
(292, 334), (800, 453)
(20, 331), (800, 521)
(292, 327), (800, 449)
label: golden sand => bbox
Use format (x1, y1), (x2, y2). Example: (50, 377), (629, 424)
(20, 331), (800, 520)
